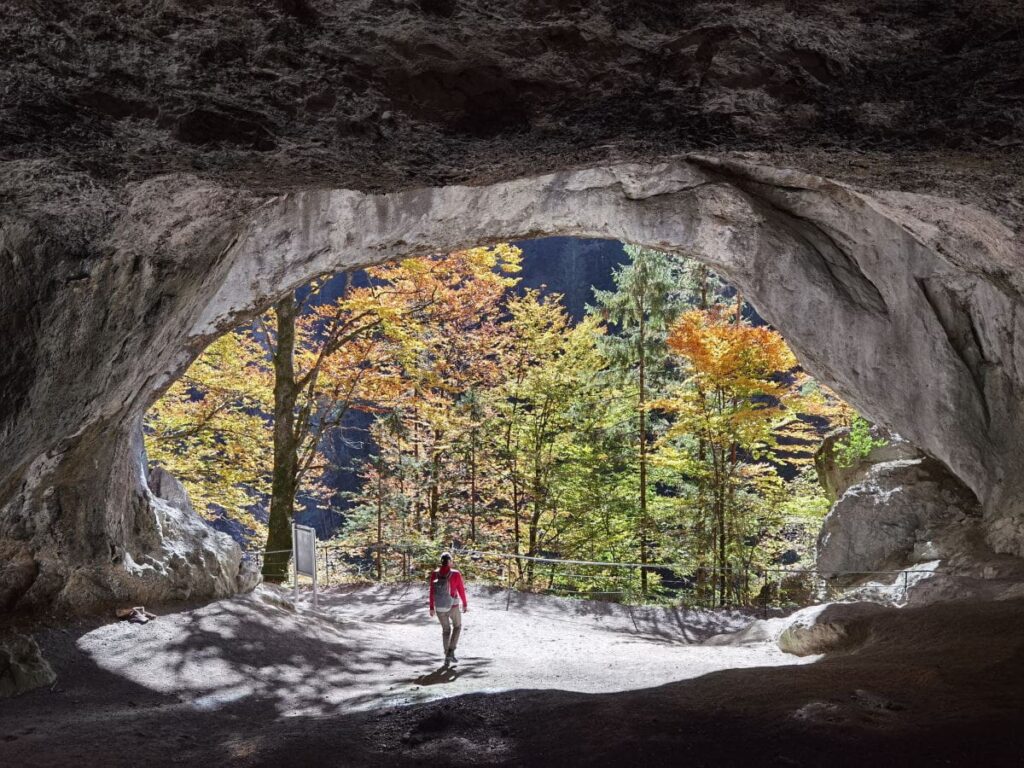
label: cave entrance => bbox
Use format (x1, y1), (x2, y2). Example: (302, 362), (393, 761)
(3, 157), (1013, 619)
(145, 235), (860, 611)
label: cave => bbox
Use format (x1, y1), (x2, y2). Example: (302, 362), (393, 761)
(2, 1), (1023, 765)
(4, 156), (1022, 614)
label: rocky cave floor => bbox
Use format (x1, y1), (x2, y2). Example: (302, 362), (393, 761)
(2, 585), (1024, 767)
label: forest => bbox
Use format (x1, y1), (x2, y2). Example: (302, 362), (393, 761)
(146, 243), (867, 607)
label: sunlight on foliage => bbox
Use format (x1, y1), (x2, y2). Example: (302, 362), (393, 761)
(147, 242), (863, 604)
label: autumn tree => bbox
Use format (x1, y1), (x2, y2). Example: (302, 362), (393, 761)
(145, 330), (274, 538)
(654, 308), (810, 605)
(151, 239), (858, 606)
(340, 246), (522, 570)
(258, 277), (407, 582)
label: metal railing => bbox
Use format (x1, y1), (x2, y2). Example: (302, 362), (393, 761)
(242, 541), (963, 611)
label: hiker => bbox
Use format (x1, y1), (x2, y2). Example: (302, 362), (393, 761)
(428, 551), (468, 664)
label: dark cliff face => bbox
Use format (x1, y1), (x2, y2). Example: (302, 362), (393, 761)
(1, 0), (1022, 201)
(515, 238), (628, 321)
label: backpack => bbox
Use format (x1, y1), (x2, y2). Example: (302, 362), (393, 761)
(433, 570), (454, 611)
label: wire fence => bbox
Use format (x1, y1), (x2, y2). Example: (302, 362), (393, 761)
(241, 540), (956, 612)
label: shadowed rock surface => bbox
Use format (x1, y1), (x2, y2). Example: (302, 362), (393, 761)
(2, 1), (1024, 611)
(0, 631), (55, 697)
(2, 1), (1022, 195)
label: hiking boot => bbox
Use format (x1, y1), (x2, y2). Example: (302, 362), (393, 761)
(448, 651), (458, 664)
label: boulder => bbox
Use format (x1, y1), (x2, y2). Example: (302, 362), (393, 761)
(817, 458), (982, 578)
(815, 426), (921, 501)
(705, 601), (886, 656)
(0, 633), (56, 697)
(776, 602), (886, 657)
(136, 465), (260, 603)
(148, 465), (195, 514)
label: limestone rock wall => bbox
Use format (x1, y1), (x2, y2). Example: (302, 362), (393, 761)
(2, 156), (1024, 613)
(817, 458), (983, 578)
(815, 427), (921, 502)
(2, 1), (1021, 198)
(1, 0), (1023, 614)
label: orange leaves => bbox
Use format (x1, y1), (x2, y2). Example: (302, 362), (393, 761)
(667, 308), (797, 398)
(656, 308), (806, 465)
(364, 245), (523, 398)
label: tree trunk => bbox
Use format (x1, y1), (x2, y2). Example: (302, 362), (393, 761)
(527, 506), (542, 586)
(717, 480), (727, 607)
(412, 419), (422, 532)
(428, 436), (440, 540)
(376, 457), (384, 581)
(469, 430), (477, 543)
(512, 480), (523, 580)
(638, 308), (649, 595)
(263, 295), (299, 583)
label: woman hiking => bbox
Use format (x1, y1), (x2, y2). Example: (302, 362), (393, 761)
(428, 552), (468, 665)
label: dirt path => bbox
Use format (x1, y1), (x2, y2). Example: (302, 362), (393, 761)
(3, 586), (1024, 767)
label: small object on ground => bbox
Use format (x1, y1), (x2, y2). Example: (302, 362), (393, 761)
(115, 607), (156, 624)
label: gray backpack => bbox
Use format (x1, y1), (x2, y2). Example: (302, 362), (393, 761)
(433, 571), (454, 611)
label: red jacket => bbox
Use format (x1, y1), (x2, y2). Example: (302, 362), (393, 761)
(428, 566), (467, 610)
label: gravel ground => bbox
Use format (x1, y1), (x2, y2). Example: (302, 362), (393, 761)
(2, 586), (1023, 767)
(66, 584), (810, 715)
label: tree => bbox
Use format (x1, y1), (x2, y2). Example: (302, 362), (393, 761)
(588, 245), (688, 593)
(150, 240), (858, 607)
(340, 246), (522, 570)
(258, 278), (404, 582)
(654, 307), (804, 605)
(487, 291), (607, 583)
(145, 330), (273, 539)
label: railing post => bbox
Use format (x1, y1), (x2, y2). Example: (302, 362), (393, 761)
(506, 559), (513, 611)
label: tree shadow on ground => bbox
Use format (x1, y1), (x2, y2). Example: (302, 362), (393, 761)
(320, 583), (426, 624)
(71, 589), (438, 719)
(2, 598), (1023, 767)
(493, 585), (747, 644)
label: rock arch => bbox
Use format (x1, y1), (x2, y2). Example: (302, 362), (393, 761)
(2, 155), (1023, 612)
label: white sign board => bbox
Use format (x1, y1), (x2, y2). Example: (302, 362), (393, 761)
(293, 524), (316, 577)
(292, 523), (318, 607)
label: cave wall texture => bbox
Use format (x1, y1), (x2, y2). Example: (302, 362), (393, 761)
(1, 0), (1023, 613)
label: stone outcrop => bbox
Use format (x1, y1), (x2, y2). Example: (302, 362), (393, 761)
(818, 457), (983, 576)
(706, 601), (887, 656)
(0, 632), (56, 697)
(816, 431), (983, 578)
(3, 156), (1024, 612)
(140, 465), (260, 604)
(1, 2), (1023, 612)
(815, 426), (920, 501)
(776, 602), (886, 657)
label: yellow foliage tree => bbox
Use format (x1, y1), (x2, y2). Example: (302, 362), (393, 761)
(145, 330), (273, 539)
(654, 308), (811, 605)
